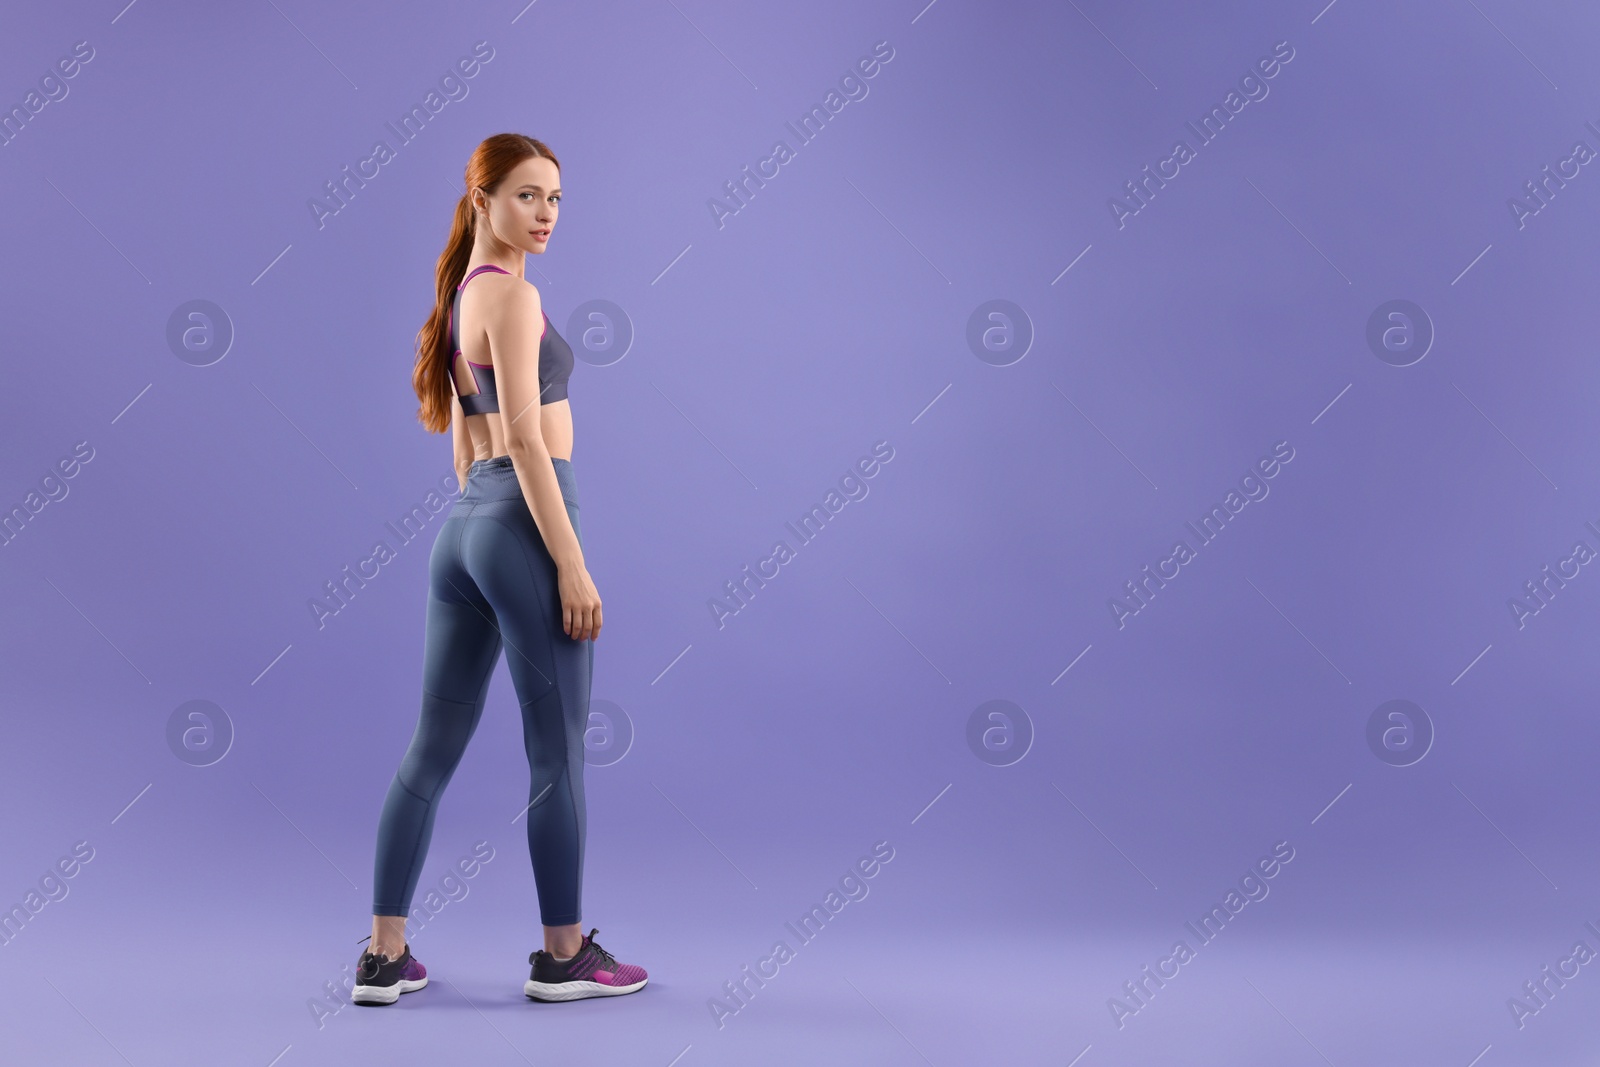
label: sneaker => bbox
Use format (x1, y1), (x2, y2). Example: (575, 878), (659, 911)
(524, 928), (647, 1001)
(351, 936), (428, 1006)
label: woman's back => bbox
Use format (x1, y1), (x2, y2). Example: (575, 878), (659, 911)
(449, 265), (576, 462)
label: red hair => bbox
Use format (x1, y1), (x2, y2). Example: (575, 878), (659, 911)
(412, 133), (561, 434)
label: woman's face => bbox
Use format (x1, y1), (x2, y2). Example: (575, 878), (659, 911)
(478, 155), (560, 255)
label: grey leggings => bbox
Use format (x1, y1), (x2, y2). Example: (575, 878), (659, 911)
(372, 454), (591, 927)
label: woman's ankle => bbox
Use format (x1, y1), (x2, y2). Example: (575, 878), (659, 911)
(370, 915), (407, 958)
(543, 922), (582, 958)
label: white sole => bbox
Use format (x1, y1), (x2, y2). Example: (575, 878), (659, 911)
(524, 976), (647, 1001)
(351, 976), (428, 1005)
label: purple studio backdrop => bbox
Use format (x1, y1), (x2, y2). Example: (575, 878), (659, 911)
(4, 0), (1600, 1064)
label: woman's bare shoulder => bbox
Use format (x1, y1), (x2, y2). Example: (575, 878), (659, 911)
(480, 270), (541, 305)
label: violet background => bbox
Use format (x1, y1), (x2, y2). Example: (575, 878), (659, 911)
(3, 0), (1599, 1063)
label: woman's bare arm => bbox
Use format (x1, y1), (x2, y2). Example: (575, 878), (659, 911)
(484, 278), (584, 569)
(450, 394), (472, 494)
(484, 277), (602, 640)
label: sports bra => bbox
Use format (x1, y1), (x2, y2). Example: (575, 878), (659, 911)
(447, 264), (574, 415)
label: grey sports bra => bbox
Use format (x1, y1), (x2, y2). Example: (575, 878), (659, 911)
(448, 264), (574, 415)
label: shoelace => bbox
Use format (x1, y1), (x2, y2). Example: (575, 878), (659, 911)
(582, 929), (618, 972)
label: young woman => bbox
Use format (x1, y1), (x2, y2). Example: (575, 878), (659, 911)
(350, 133), (646, 1006)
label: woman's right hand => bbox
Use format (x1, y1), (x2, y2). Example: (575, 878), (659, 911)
(557, 563), (603, 641)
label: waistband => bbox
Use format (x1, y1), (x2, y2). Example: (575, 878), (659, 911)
(460, 454), (577, 507)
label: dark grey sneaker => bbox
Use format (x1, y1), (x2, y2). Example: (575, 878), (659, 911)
(351, 936), (429, 1006)
(525, 928), (647, 1001)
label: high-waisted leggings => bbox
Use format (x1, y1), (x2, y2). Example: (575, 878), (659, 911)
(372, 454), (591, 927)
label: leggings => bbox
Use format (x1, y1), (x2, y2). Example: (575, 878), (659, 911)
(372, 454), (591, 927)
